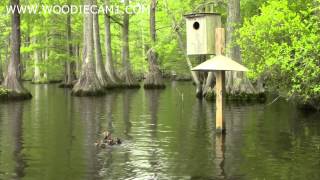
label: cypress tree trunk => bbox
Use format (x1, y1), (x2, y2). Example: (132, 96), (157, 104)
(121, 0), (140, 88)
(2, 0), (32, 99)
(104, 0), (120, 84)
(144, 0), (165, 89)
(3, 36), (10, 79)
(60, 10), (76, 88)
(32, 37), (42, 83)
(43, 35), (49, 82)
(226, 0), (258, 97)
(71, 0), (105, 96)
(0, 51), (3, 83)
(93, 1), (114, 89)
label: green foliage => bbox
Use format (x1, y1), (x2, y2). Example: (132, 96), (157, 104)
(0, 86), (10, 98)
(238, 0), (320, 109)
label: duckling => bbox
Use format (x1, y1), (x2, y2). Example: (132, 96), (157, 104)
(94, 141), (100, 147)
(115, 138), (122, 145)
(106, 139), (115, 146)
(100, 143), (107, 149)
(102, 131), (112, 140)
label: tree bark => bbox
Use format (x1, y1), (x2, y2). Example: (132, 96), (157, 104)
(144, 0), (165, 89)
(61, 10), (76, 88)
(104, 0), (120, 84)
(121, 0), (140, 88)
(226, 0), (257, 95)
(0, 51), (3, 83)
(32, 37), (42, 83)
(43, 35), (49, 81)
(93, 1), (114, 89)
(71, 0), (105, 96)
(2, 0), (32, 99)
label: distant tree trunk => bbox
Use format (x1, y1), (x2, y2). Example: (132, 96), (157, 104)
(0, 51), (3, 83)
(2, 0), (32, 99)
(226, 0), (257, 95)
(32, 37), (42, 83)
(3, 36), (10, 78)
(61, 11), (76, 88)
(144, 0), (165, 89)
(93, 1), (114, 89)
(71, 0), (105, 96)
(75, 44), (81, 77)
(121, 0), (140, 88)
(104, 0), (120, 84)
(43, 35), (49, 81)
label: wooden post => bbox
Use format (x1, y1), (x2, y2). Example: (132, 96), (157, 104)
(215, 28), (226, 133)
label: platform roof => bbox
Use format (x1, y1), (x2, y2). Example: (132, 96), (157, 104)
(192, 55), (248, 72)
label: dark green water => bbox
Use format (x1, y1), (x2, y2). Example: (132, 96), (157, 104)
(0, 82), (319, 180)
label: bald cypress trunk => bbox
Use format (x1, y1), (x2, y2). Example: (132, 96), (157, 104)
(104, 0), (120, 85)
(121, 0), (140, 88)
(0, 51), (3, 83)
(71, 0), (105, 96)
(60, 10), (76, 88)
(2, 0), (32, 100)
(144, 0), (165, 89)
(93, 1), (113, 89)
(226, 0), (258, 96)
(32, 37), (42, 83)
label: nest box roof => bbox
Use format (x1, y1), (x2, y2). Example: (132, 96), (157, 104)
(184, 13), (221, 18)
(192, 55), (248, 72)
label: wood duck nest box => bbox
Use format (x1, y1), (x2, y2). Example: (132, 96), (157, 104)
(184, 13), (221, 55)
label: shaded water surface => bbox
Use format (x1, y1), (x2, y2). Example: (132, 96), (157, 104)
(0, 82), (319, 179)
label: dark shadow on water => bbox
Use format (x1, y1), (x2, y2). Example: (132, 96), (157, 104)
(73, 97), (100, 179)
(123, 90), (139, 140)
(8, 102), (26, 180)
(145, 89), (163, 177)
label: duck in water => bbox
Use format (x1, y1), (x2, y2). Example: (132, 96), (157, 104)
(95, 131), (122, 148)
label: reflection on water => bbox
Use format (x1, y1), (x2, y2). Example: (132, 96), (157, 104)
(0, 82), (319, 179)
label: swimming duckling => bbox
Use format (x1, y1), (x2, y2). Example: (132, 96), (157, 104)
(102, 131), (112, 140)
(106, 139), (115, 145)
(115, 138), (122, 145)
(94, 140), (106, 148)
(96, 131), (122, 147)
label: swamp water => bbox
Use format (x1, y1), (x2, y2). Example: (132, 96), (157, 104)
(0, 82), (319, 180)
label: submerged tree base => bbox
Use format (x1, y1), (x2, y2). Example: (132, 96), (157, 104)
(59, 80), (77, 89)
(58, 83), (74, 88)
(31, 80), (50, 84)
(71, 89), (105, 97)
(71, 76), (106, 97)
(118, 83), (141, 89)
(71, 62), (106, 97)
(0, 86), (32, 101)
(144, 84), (166, 89)
(143, 72), (166, 89)
(205, 90), (267, 103)
(295, 97), (320, 112)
